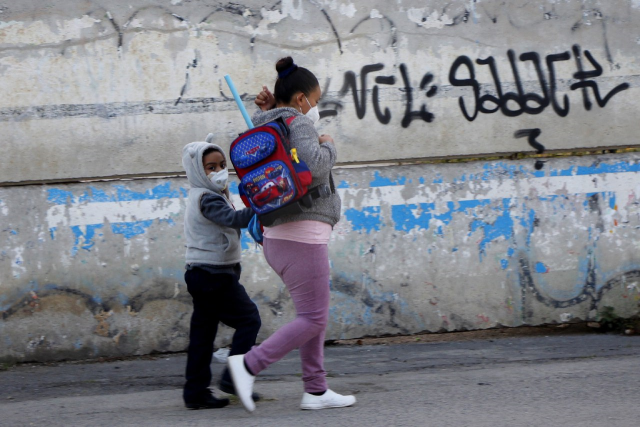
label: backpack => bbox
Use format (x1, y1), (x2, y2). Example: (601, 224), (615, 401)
(229, 116), (331, 226)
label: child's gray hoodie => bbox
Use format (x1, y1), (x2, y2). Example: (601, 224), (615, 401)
(251, 107), (341, 227)
(182, 141), (253, 268)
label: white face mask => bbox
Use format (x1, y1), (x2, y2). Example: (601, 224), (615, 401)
(207, 169), (228, 192)
(304, 96), (320, 125)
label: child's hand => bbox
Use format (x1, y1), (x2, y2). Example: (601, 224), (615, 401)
(319, 134), (334, 144)
(255, 85), (276, 111)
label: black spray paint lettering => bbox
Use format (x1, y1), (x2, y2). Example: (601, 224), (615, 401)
(514, 128), (544, 153)
(449, 44), (630, 121)
(570, 45), (630, 111)
(338, 64), (385, 120)
(514, 128), (546, 170)
(335, 63), (436, 128)
(399, 64), (437, 128)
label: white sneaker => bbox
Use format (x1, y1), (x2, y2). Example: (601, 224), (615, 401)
(228, 355), (255, 412)
(300, 389), (356, 410)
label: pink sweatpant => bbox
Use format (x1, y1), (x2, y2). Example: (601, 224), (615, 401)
(244, 237), (330, 393)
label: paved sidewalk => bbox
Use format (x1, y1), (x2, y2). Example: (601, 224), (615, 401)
(1, 332), (639, 426)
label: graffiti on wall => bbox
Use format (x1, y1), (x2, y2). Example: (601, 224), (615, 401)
(3, 160), (640, 355)
(0, 4), (633, 146)
(2, 2), (640, 359)
(337, 159), (640, 325)
(448, 45), (630, 121)
(315, 43), (630, 160)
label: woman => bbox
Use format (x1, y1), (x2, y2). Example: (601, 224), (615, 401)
(228, 57), (356, 412)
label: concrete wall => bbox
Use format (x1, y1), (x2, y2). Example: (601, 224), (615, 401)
(3, 154), (640, 361)
(1, 0), (639, 183)
(1, 1), (640, 361)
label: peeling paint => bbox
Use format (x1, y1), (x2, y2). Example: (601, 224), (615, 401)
(406, 8), (453, 29)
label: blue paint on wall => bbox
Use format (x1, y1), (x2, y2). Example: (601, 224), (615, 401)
(369, 171), (406, 187)
(78, 187), (113, 203)
(469, 200), (516, 260)
(574, 161), (640, 176)
(535, 262), (548, 273)
(426, 160), (640, 183)
(70, 224), (104, 255)
(47, 182), (188, 254)
(49, 183), (186, 206)
(391, 199), (492, 234)
(547, 161), (640, 177)
(111, 220), (153, 239)
(344, 207), (382, 233)
(42, 160), (640, 260)
(47, 188), (75, 205)
(518, 207), (536, 247)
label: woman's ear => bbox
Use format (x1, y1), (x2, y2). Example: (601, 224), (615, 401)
(293, 92), (305, 110)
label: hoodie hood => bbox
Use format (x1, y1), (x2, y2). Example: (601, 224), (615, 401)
(252, 107), (305, 127)
(182, 139), (227, 192)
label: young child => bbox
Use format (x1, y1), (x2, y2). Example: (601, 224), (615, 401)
(181, 137), (261, 409)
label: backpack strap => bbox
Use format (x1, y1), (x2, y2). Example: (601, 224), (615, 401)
(285, 115), (335, 195)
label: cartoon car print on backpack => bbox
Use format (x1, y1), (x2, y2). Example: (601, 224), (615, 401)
(250, 166), (294, 209)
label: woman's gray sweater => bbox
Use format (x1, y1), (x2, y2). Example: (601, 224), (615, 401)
(251, 107), (341, 228)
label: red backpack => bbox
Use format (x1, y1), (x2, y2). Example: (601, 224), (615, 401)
(230, 117), (330, 226)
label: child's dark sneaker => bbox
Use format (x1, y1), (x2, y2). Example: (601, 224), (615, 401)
(184, 390), (230, 410)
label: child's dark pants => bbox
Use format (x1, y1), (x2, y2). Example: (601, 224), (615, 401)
(183, 266), (261, 402)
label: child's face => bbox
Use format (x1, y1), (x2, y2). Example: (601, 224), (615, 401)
(203, 150), (226, 175)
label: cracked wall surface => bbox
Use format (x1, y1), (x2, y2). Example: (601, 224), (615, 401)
(1, 0), (639, 183)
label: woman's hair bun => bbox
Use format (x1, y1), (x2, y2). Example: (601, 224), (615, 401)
(272, 56), (318, 103)
(276, 56), (294, 73)
(276, 56), (298, 79)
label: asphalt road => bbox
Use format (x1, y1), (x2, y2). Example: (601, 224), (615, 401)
(1, 332), (639, 426)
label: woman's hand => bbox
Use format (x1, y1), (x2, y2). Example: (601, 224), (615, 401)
(319, 134), (334, 144)
(255, 85), (276, 111)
